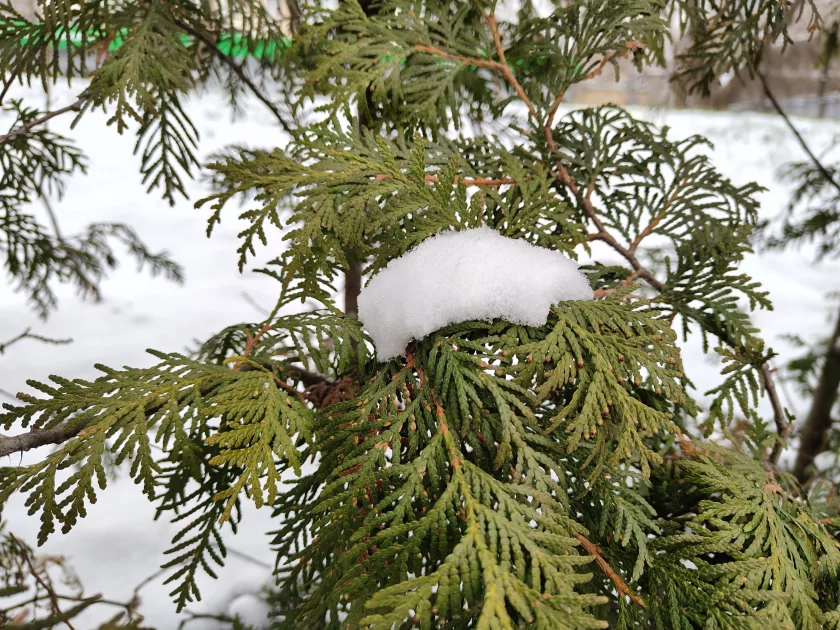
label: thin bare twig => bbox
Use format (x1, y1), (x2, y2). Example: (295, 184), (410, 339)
(241, 291), (271, 316)
(758, 70), (840, 197)
(0, 67), (21, 105)
(0, 97), (85, 145)
(174, 19), (294, 134)
(227, 546), (273, 570)
(0, 328), (71, 355)
(9, 533), (77, 630)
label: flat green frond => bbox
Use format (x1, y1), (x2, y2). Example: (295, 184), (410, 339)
(510, 0), (667, 102)
(0, 1), (113, 86)
(198, 310), (370, 377)
(0, 351), (313, 544)
(681, 446), (840, 629)
(510, 298), (691, 476)
(86, 1), (194, 132)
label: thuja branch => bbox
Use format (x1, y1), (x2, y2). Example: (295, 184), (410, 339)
(474, 10), (790, 464)
(0, 97), (85, 145)
(793, 306), (840, 481)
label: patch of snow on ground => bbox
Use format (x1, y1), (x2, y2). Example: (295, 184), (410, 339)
(358, 227), (592, 359)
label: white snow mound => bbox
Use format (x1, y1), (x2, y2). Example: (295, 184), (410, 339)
(358, 227), (593, 360)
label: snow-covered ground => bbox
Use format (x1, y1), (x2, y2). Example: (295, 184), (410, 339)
(1, 81), (839, 628)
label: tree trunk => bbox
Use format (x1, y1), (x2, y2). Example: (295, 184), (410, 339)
(817, 58), (830, 119)
(342, 0), (379, 322)
(344, 258), (362, 318)
(793, 307), (840, 482)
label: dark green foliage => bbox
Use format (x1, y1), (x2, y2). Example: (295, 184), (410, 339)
(269, 299), (685, 628)
(294, 0), (667, 134)
(671, 0), (821, 96)
(1, 99), (183, 316)
(764, 159), (840, 260)
(1, 0), (836, 628)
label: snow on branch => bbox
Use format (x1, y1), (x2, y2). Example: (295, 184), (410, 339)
(358, 228), (593, 359)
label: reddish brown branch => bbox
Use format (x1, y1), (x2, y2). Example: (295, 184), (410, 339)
(413, 44), (506, 74)
(233, 322), (272, 372)
(414, 15), (538, 120)
(574, 532), (646, 609)
(485, 15), (537, 118)
(9, 533), (76, 630)
(586, 52), (614, 80)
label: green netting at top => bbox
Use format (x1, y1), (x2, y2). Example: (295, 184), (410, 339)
(4, 21), (293, 60)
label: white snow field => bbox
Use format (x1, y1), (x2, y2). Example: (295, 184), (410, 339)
(358, 227), (592, 359)
(2, 80), (840, 628)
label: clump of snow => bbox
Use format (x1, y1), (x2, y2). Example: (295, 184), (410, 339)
(358, 227), (593, 359)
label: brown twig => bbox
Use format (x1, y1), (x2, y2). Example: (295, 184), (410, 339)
(414, 44), (507, 74)
(0, 420), (92, 459)
(485, 15), (537, 118)
(758, 70), (840, 197)
(238, 322), (272, 362)
(0, 97), (85, 145)
(0, 67), (20, 105)
(344, 258), (363, 319)
(629, 183), (688, 254)
(592, 288), (616, 299)
(792, 307), (840, 479)
(414, 17), (537, 120)
(274, 376), (307, 404)
(587, 52), (614, 80)
(765, 363), (792, 466)
(9, 533), (77, 630)
(574, 532), (646, 609)
(545, 91), (566, 141)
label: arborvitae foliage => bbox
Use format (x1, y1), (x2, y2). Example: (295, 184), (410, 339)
(2, 0), (839, 628)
